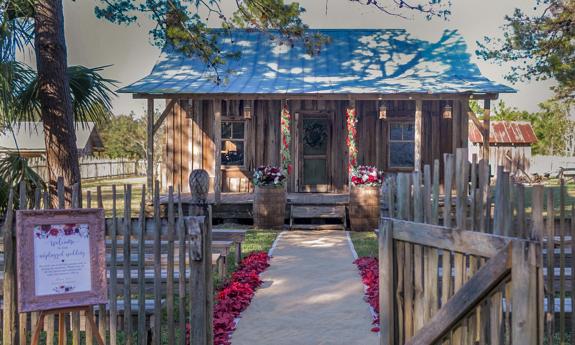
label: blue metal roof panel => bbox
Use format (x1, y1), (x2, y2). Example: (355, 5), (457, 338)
(120, 29), (516, 95)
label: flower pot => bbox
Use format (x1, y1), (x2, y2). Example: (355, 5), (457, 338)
(349, 184), (380, 231)
(253, 185), (286, 229)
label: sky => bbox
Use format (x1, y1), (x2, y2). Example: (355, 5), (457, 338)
(18, 0), (556, 117)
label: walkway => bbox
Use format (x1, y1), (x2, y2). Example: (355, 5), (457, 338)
(231, 231), (378, 345)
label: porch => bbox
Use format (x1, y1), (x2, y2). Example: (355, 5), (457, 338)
(168, 192), (350, 227)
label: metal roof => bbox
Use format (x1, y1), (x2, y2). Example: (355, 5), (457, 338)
(0, 122), (103, 153)
(469, 121), (537, 145)
(120, 29), (516, 95)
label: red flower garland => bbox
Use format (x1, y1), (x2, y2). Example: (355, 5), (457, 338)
(187, 252), (271, 345)
(346, 106), (358, 173)
(354, 257), (380, 332)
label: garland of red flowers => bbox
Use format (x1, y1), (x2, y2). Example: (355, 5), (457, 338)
(280, 103), (292, 175)
(186, 251), (271, 345)
(346, 105), (358, 174)
(354, 257), (380, 332)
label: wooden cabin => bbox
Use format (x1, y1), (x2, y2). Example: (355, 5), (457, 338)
(121, 29), (514, 203)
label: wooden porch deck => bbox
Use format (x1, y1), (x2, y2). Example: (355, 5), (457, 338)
(167, 192), (350, 205)
(162, 192), (351, 224)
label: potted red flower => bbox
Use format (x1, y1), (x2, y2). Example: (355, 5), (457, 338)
(252, 166), (286, 229)
(349, 165), (383, 231)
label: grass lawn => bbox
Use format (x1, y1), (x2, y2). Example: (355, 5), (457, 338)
(81, 176), (146, 216)
(523, 179), (575, 213)
(349, 231), (378, 258)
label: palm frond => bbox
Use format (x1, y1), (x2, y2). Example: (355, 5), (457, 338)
(68, 65), (117, 125)
(0, 0), (35, 61)
(0, 154), (45, 210)
(0, 60), (35, 125)
(13, 65), (117, 125)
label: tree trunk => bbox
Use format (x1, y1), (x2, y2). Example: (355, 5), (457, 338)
(33, 0), (81, 206)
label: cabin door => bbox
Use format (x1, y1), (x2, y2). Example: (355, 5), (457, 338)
(298, 112), (332, 192)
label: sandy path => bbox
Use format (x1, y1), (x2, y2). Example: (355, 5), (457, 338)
(231, 231), (378, 345)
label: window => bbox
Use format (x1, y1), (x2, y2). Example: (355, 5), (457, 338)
(389, 122), (414, 168)
(221, 121), (245, 166)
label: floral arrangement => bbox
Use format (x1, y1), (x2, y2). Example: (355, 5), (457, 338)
(34, 223), (89, 239)
(346, 106), (358, 173)
(280, 104), (292, 175)
(354, 257), (380, 332)
(187, 251), (271, 345)
(350, 165), (383, 186)
(253, 165), (286, 187)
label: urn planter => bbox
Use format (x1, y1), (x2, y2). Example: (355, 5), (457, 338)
(349, 184), (380, 231)
(253, 185), (286, 229)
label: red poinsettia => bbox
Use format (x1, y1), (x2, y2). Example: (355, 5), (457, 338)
(187, 251), (271, 345)
(354, 257), (380, 332)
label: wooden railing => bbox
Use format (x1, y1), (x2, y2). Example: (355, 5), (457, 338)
(1, 180), (214, 345)
(378, 147), (574, 345)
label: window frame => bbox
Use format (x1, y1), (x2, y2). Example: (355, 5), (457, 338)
(387, 120), (415, 171)
(220, 120), (247, 170)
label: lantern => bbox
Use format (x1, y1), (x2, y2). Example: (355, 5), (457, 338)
(379, 101), (387, 120)
(442, 104), (452, 119)
(243, 101), (252, 119)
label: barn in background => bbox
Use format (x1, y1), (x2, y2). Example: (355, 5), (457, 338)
(468, 121), (537, 175)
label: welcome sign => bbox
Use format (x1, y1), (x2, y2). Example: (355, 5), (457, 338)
(16, 209), (107, 312)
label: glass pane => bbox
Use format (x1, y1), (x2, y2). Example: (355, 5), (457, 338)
(403, 123), (415, 140)
(221, 122), (232, 139)
(232, 122), (245, 139)
(303, 158), (327, 185)
(221, 140), (244, 166)
(389, 142), (414, 168)
(303, 118), (329, 155)
(389, 123), (403, 140)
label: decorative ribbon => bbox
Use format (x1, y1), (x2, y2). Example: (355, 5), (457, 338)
(280, 103), (292, 175)
(346, 105), (358, 173)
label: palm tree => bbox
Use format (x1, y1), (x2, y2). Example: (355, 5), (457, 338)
(0, 0), (116, 208)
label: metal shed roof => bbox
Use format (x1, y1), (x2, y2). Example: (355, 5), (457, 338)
(469, 121), (537, 145)
(120, 29), (516, 96)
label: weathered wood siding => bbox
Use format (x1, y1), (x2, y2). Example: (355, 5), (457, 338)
(161, 98), (469, 193)
(163, 100), (191, 192)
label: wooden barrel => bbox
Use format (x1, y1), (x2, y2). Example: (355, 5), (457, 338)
(349, 185), (380, 231)
(253, 185), (286, 229)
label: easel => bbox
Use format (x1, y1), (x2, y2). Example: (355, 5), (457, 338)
(31, 305), (105, 345)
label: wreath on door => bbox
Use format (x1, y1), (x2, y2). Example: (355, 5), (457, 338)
(303, 122), (327, 149)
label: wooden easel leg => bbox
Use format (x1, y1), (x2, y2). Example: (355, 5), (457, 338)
(58, 313), (65, 345)
(31, 312), (46, 345)
(85, 309), (106, 345)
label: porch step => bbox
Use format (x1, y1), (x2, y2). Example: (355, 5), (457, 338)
(290, 224), (345, 230)
(290, 205), (346, 230)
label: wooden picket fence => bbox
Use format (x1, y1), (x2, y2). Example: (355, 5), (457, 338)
(379, 148), (573, 345)
(1, 179), (214, 345)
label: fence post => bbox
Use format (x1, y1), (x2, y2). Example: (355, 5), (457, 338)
(511, 240), (539, 345)
(2, 190), (17, 345)
(379, 218), (395, 345)
(188, 169), (214, 345)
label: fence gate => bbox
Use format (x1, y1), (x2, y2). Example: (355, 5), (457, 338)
(379, 149), (546, 345)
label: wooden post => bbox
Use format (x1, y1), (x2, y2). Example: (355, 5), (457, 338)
(482, 99), (491, 162)
(3, 190), (17, 345)
(414, 99), (423, 171)
(511, 240), (539, 345)
(213, 100), (222, 204)
(188, 172), (213, 345)
(379, 219), (395, 345)
(147, 98), (155, 199)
